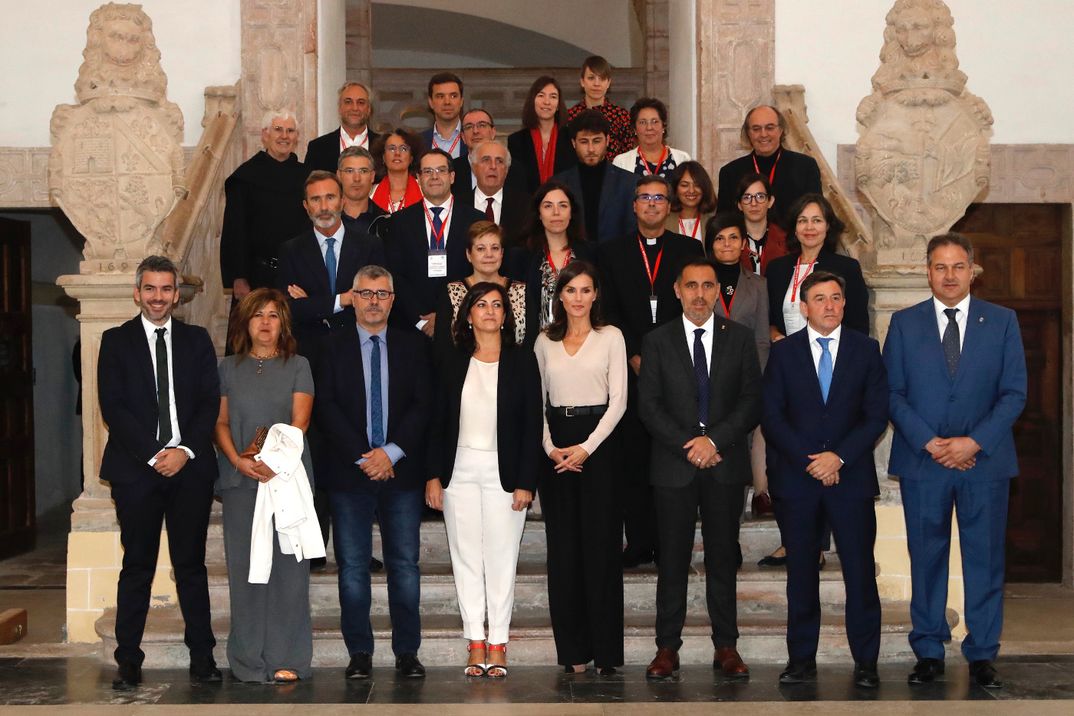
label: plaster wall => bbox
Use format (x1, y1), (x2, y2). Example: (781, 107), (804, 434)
(319, 0), (347, 135)
(668, 0), (697, 158)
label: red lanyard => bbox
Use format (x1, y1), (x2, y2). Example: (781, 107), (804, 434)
(424, 197), (454, 250)
(545, 245), (572, 276)
(532, 126), (558, 184)
(640, 145), (669, 176)
(719, 286), (736, 317)
(752, 148), (782, 185)
(637, 235), (665, 295)
(678, 216), (700, 241)
(433, 130), (461, 156)
(790, 255), (816, 304)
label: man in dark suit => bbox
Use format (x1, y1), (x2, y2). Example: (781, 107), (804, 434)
(305, 82), (380, 172)
(455, 140), (528, 249)
(639, 258), (761, 680)
(762, 270), (889, 688)
(421, 72), (467, 161)
(715, 105), (821, 223)
(600, 175), (703, 568)
(385, 148), (484, 336)
(553, 110), (636, 242)
(314, 264), (433, 680)
(885, 233), (1027, 690)
(97, 256), (222, 690)
(450, 108), (497, 195)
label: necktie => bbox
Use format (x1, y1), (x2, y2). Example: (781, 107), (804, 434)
(817, 336), (833, 403)
(485, 197), (496, 222)
(155, 327), (172, 444)
(429, 206), (444, 250)
(324, 237), (337, 296)
(693, 328), (710, 429)
(369, 334), (384, 448)
(942, 308), (960, 377)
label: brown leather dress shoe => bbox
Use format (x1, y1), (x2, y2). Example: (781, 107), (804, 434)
(645, 647), (679, 680)
(715, 646), (750, 679)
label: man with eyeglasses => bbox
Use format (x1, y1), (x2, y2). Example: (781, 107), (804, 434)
(599, 175), (703, 570)
(221, 109), (311, 309)
(338, 146), (388, 238)
(715, 105), (821, 223)
(305, 82), (381, 172)
(313, 264), (434, 680)
(451, 108), (497, 194)
(385, 148), (484, 337)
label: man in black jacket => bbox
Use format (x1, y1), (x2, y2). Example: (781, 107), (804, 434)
(305, 82), (380, 172)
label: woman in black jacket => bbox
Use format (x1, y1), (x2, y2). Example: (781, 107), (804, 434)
(507, 76), (577, 196)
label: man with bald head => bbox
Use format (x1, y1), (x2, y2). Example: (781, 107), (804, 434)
(451, 108), (498, 194)
(306, 82), (381, 172)
(715, 105), (821, 223)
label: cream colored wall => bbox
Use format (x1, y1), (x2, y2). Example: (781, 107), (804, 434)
(668, 0), (697, 158)
(319, 0), (347, 135)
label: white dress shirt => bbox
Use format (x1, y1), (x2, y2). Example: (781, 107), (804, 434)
(340, 126), (369, 150)
(314, 222), (346, 313)
(474, 186), (503, 224)
(140, 315), (193, 463)
(423, 196), (456, 248)
(805, 323), (842, 374)
(682, 312), (715, 373)
(933, 294), (970, 351)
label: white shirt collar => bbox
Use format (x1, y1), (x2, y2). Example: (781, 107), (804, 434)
(314, 222), (345, 246)
(682, 311), (715, 337)
(141, 314), (173, 340)
(433, 120), (462, 141)
(341, 126), (369, 147)
(474, 186), (503, 204)
(933, 294), (971, 321)
(806, 322), (842, 347)
(423, 196), (453, 211)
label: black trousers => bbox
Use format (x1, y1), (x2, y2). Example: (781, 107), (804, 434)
(539, 412), (624, 668)
(110, 469), (216, 666)
(621, 372), (656, 555)
(654, 476), (743, 650)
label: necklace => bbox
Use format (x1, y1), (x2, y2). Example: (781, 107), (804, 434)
(250, 349), (279, 375)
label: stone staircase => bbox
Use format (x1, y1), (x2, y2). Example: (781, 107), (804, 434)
(95, 511), (956, 667)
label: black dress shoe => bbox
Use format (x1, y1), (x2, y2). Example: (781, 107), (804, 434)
(969, 660), (1003, 689)
(853, 661), (879, 688)
(370, 556), (384, 572)
(310, 557), (327, 571)
(758, 553), (787, 567)
(622, 548), (655, 569)
(112, 662), (142, 691)
(779, 659), (817, 684)
(907, 657), (944, 684)
(395, 653), (426, 678)
(189, 658), (223, 683)
(345, 652), (372, 679)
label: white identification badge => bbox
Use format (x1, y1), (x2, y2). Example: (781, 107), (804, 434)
(649, 295), (658, 324)
(427, 251), (447, 278)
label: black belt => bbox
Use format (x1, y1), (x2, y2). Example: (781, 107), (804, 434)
(256, 257), (279, 270)
(547, 404), (608, 418)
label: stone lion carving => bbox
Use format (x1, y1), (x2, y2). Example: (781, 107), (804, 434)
(49, 3), (185, 274)
(855, 0), (992, 269)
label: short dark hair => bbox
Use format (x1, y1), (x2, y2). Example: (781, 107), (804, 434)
(427, 72), (464, 97)
(568, 109), (610, 140)
(785, 193), (844, 253)
(580, 55), (612, 79)
(735, 171), (773, 200)
(668, 161), (716, 214)
(799, 270), (846, 302)
(926, 232), (975, 264)
(521, 75), (564, 130)
(704, 212), (747, 256)
(304, 169), (342, 197)
(740, 105), (788, 148)
(452, 281), (516, 354)
(135, 255), (179, 288)
(337, 145), (374, 170)
(524, 180), (587, 251)
(634, 174), (671, 198)
(419, 147), (454, 170)
(544, 261), (606, 342)
(629, 97), (668, 130)
(676, 256), (719, 283)
(463, 107), (495, 126)
(370, 128), (423, 176)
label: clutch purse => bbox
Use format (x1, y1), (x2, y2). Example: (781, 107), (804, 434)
(239, 426), (275, 479)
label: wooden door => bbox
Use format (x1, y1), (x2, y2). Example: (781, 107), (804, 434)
(952, 204), (1062, 582)
(0, 218), (35, 558)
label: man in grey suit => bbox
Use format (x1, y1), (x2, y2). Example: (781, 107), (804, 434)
(639, 257), (763, 680)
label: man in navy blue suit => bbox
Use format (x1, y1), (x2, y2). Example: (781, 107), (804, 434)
(884, 233), (1026, 689)
(763, 270), (889, 688)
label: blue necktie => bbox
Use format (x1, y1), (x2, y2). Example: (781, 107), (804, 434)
(324, 237), (337, 296)
(429, 206), (444, 250)
(693, 328), (710, 429)
(817, 336), (833, 403)
(942, 308), (960, 377)
(369, 334), (384, 448)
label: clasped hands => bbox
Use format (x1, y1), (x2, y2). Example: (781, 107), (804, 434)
(152, 447), (189, 478)
(684, 437), (721, 469)
(926, 436), (980, 471)
(361, 447), (395, 481)
(806, 451), (841, 487)
(549, 445), (589, 474)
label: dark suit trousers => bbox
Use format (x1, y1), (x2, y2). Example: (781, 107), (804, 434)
(539, 413), (624, 667)
(654, 475), (742, 650)
(774, 488), (880, 664)
(902, 476), (1009, 663)
(621, 372), (656, 554)
(110, 469), (216, 666)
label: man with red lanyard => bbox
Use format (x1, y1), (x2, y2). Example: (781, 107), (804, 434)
(384, 149), (485, 337)
(598, 175), (704, 568)
(714, 105), (820, 223)
(421, 72), (468, 162)
(305, 82), (380, 172)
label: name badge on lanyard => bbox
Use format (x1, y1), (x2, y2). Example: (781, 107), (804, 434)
(425, 198), (453, 278)
(638, 235), (664, 324)
(427, 252), (448, 278)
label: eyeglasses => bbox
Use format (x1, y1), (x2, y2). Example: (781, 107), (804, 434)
(740, 192), (769, 204)
(352, 289), (395, 300)
(462, 121), (493, 132)
(635, 193), (669, 204)
(419, 166), (451, 177)
(636, 118), (663, 127)
(339, 167), (373, 176)
(384, 144), (411, 154)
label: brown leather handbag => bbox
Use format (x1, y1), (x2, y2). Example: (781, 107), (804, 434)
(239, 426), (275, 479)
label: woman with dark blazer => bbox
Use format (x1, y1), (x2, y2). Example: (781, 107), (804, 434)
(426, 282), (543, 679)
(507, 76), (577, 197)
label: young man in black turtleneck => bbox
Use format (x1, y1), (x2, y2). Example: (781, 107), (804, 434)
(554, 110), (636, 243)
(599, 175), (704, 567)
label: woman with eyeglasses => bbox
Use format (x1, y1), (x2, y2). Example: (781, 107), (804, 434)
(664, 161), (717, 244)
(735, 172), (788, 276)
(370, 128), (424, 214)
(612, 98), (690, 179)
(508, 76), (577, 196)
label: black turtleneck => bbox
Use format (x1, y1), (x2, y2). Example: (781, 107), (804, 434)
(577, 161), (606, 241)
(714, 261), (741, 304)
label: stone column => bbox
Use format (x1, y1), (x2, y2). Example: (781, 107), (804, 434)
(346, 0), (373, 88)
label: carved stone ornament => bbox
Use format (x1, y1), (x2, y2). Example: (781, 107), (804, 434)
(854, 0), (992, 271)
(49, 3), (186, 274)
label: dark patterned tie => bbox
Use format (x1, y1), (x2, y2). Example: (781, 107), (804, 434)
(429, 206), (444, 250)
(325, 237), (337, 296)
(485, 197), (496, 222)
(155, 327), (172, 444)
(942, 308), (960, 377)
(369, 334), (384, 447)
(693, 328), (710, 429)
(817, 337), (833, 403)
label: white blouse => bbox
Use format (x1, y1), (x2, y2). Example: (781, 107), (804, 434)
(457, 358), (499, 451)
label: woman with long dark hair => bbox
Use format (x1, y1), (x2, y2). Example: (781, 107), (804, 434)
(507, 76), (577, 195)
(664, 160), (717, 244)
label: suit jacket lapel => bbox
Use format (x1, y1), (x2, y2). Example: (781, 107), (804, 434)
(130, 319), (157, 403)
(796, 330), (827, 408)
(300, 231), (331, 293)
(952, 297), (983, 387)
(672, 320), (697, 390)
(339, 229), (360, 277)
(827, 329), (852, 406)
(708, 316), (729, 383)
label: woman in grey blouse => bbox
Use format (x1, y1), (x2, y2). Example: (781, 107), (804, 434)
(213, 288), (316, 683)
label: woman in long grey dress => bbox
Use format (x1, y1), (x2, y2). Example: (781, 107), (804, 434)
(213, 288), (316, 682)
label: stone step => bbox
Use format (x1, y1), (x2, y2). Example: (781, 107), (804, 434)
(204, 559), (857, 619)
(96, 603), (957, 668)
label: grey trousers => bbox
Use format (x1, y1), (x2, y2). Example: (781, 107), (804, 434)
(220, 487), (313, 681)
